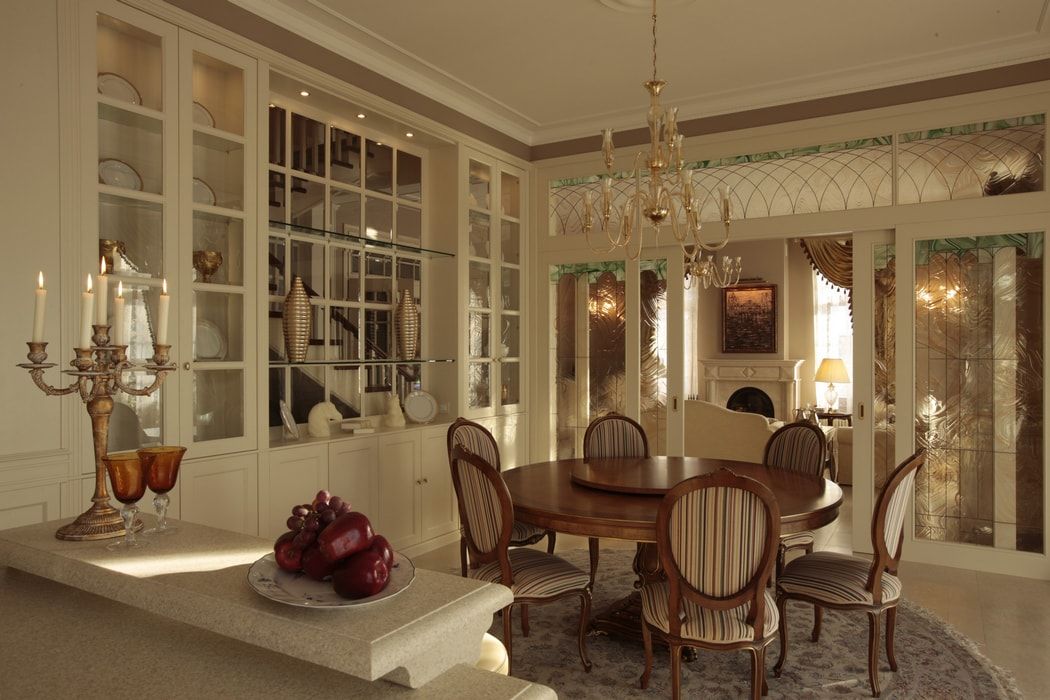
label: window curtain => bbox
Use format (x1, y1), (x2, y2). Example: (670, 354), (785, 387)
(799, 238), (853, 315)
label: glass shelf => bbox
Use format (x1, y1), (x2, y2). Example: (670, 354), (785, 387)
(269, 220), (454, 259)
(270, 358), (455, 367)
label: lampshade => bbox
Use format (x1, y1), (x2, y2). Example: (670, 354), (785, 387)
(815, 358), (850, 384)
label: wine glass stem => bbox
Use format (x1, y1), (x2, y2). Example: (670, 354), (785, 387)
(122, 504), (138, 546)
(154, 493), (169, 530)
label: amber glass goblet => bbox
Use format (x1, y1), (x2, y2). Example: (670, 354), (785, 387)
(139, 446), (186, 535)
(103, 451), (148, 551)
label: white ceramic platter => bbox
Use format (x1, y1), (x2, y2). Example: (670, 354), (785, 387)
(192, 101), (216, 128)
(193, 177), (216, 206)
(403, 390), (438, 423)
(279, 399), (299, 439)
(247, 552), (415, 608)
(195, 320), (227, 360)
(99, 159), (142, 190)
(97, 72), (141, 105)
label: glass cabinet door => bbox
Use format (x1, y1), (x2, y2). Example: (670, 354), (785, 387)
(179, 32), (257, 456)
(463, 153), (526, 417)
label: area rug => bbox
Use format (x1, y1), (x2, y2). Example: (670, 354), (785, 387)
(485, 548), (1022, 699)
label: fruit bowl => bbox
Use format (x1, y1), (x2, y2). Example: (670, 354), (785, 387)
(247, 552), (415, 608)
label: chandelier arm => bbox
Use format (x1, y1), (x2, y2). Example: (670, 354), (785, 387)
(697, 219), (731, 252)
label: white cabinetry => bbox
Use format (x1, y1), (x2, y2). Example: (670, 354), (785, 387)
(0, 484), (62, 532)
(420, 427), (457, 541)
(262, 443), (327, 539)
(376, 433), (421, 549)
(329, 439), (379, 528)
(179, 453), (258, 535)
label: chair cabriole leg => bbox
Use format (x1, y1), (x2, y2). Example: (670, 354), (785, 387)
(459, 536), (467, 577)
(811, 605), (823, 642)
(639, 618), (654, 689)
(546, 530), (556, 554)
(886, 606), (898, 672)
(577, 590), (592, 672)
(588, 536), (600, 587)
(521, 604), (530, 637)
(749, 645), (767, 700)
(503, 604), (514, 677)
(773, 595), (788, 677)
(670, 641), (683, 700)
(867, 611), (882, 697)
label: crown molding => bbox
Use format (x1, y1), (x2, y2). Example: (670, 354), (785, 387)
(226, 0), (539, 145)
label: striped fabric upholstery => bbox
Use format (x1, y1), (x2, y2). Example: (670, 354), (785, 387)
(511, 520), (546, 543)
(640, 583), (779, 643)
(469, 548), (591, 598)
(455, 457), (504, 555)
(449, 423), (501, 472)
(765, 425), (825, 477)
(584, 417), (647, 459)
(883, 469), (917, 556)
(778, 551), (902, 605)
(669, 487), (767, 598)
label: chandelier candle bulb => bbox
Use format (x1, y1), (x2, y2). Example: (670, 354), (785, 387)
(79, 275), (94, 349)
(32, 272), (46, 343)
(113, 281), (126, 347)
(95, 257), (108, 325)
(156, 279), (170, 346)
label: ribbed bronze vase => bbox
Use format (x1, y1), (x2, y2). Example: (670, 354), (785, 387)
(395, 289), (420, 360)
(283, 276), (311, 363)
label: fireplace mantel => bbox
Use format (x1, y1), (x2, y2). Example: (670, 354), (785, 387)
(701, 359), (805, 420)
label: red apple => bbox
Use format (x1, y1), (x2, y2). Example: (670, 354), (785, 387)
(301, 543), (338, 581)
(368, 534), (395, 569)
(317, 511), (374, 562)
(332, 549), (390, 599)
(273, 531), (303, 572)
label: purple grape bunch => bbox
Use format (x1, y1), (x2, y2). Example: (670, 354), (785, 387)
(285, 490), (354, 549)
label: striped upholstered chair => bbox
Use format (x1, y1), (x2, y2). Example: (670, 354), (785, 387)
(639, 470), (781, 700)
(448, 418), (555, 578)
(583, 413), (649, 585)
(774, 449), (925, 697)
(763, 422), (827, 578)
(449, 445), (592, 676)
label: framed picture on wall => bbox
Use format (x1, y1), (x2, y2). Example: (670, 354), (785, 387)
(722, 283), (777, 353)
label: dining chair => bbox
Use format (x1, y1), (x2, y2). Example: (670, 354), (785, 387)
(449, 444), (593, 676)
(448, 417), (556, 577)
(763, 422), (827, 578)
(773, 449), (926, 697)
(639, 469), (781, 700)
(583, 413), (649, 586)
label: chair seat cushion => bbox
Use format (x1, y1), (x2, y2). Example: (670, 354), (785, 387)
(778, 551), (901, 606)
(469, 547), (590, 599)
(510, 520), (546, 545)
(779, 532), (815, 550)
(640, 582), (778, 644)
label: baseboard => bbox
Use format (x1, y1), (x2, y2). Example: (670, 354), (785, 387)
(401, 530), (460, 558)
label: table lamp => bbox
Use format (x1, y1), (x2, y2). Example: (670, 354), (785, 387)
(815, 357), (850, 411)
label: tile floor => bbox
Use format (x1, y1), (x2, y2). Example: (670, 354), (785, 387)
(415, 487), (1050, 697)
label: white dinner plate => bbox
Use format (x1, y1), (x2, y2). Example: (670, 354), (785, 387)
(97, 72), (141, 105)
(247, 552), (415, 608)
(279, 399), (299, 439)
(98, 159), (143, 191)
(195, 319), (227, 360)
(192, 101), (215, 128)
(403, 390), (438, 424)
(193, 177), (216, 206)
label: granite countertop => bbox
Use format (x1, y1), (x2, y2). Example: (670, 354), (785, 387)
(0, 516), (515, 690)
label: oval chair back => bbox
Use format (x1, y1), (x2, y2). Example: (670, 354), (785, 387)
(448, 417), (502, 472)
(866, 449), (925, 603)
(656, 470), (781, 641)
(583, 413), (649, 459)
(763, 422), (827, 479)
(448, 445), (514, 585)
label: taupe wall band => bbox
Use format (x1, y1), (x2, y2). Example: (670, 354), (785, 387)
(165, 1), (1048, 163)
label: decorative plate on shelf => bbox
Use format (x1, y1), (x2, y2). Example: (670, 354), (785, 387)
(97, 72), (141, 105)
(403, 390), (438, 424)
(194, 319), (227, 360)
(279, 399), (299, 439)
(247, 552), (415, 608)
(192, 101), (216, 128)
(193, 177), (216, 206)
(99, 159), (143, 190)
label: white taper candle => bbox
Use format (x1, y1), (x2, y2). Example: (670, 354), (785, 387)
(32, 272), (46, 343)
(95, 258), (108, 325)
(113, 281), (126, 347)
(80, 275), (94, 349)
(156, 278), (170, 345)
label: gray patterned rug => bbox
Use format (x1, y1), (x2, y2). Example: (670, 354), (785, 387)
(485, 548), (1022, 699)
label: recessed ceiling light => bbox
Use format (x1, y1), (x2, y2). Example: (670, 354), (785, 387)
(299, 90), (310, 97)
(405, 132), (414, 138)
(357, 113), (366, 119)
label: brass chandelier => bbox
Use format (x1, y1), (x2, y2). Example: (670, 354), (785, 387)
(582, 0), (742, 289)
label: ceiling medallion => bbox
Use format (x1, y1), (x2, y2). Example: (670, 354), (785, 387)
(583, 0), (742, 290)
(597, 0), (695, 12)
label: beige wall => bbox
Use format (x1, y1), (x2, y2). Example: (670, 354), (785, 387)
(0, 0), (64, 459)
(695, 238), (817, 405)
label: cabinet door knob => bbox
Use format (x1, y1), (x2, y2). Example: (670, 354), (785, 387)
(182, 362), (191, 371)
(422, 477), (429, 484)
(415, 479), (422, 485)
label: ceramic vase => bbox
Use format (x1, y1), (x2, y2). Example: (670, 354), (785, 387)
(283, 276), (311, 363)
(384, 391), (406, 428)
(395, 289), (419, 360)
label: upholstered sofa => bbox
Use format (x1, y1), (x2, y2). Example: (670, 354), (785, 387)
(831, 422), (895, 486)
(683, 399), (777, 464)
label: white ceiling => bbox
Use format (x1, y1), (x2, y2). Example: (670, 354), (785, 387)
(231, 0), (1050, 146)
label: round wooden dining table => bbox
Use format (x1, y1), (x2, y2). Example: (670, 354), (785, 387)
(502, 455), (843, 641)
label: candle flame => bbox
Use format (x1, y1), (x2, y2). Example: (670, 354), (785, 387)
(162, 278), (168, 295)
(37, 271), (44, 289)
(100, 257), (107, 275)
(117, 281), (124, 298)
(86, 274), (93, 293)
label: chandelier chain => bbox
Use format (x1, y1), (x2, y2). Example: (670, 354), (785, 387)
(651, 0), (658, 82)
